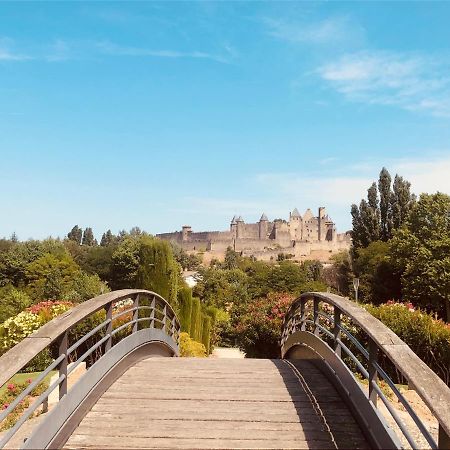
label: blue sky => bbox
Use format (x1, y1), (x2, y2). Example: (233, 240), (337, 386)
(1, 2), (450, 240)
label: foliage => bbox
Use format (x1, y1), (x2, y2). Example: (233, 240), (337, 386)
(170, 242), (202, 271)
(234, 292), (294, 358)
(323, 251), (352, 296)
(351, 168), (415, 251)
(25, 253), (80, 300)
(390, 192), (450, 321)
(0, 301), (73, 356)
(353, 241), (401, 304)
(179, 332), (206, 357)
(62, 271), (109, 302)
(177, 287), (193, 334)
(82, 227), (96, 246)
(67, 225), (83, 245)
(190, 297), (202, 342)
(0, 377), (48, 431)
(365, 302), (450, 386)
(136, 237), (179, 308)
(201, 314), (212, 354)
(0, 285), (32, 323)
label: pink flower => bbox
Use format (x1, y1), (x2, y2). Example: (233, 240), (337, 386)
(7, 383), (15, 391)
(27, 378), (32, 384)
(2, 403), (9, 410)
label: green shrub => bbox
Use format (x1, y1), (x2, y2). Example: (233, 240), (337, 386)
(364, 302), (450, 386)
(178, 287), (193, 333)
(190, 297), (202, 342)
(201, 314), (211, 354)
(179, 332), (206, 357)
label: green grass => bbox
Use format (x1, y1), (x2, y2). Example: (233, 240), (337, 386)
(0, 371), (56, 396)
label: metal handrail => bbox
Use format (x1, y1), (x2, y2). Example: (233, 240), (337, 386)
(281, 292), (450, 450)
(0, 289), (180, 449)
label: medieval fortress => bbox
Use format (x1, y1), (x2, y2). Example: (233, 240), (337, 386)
(157, 207), (351, 262)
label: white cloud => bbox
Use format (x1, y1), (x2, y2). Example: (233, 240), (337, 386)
(95, 40), (234, 64)
(254, 155), (450, 230)
(318, 51), (450, 117)
(0, 38), (30, 61)
(264, 15), (365, 46)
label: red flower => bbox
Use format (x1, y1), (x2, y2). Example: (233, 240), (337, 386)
(7, 383), (15, 391)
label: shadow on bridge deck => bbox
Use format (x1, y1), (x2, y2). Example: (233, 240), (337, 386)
(63, 357), (369, 449)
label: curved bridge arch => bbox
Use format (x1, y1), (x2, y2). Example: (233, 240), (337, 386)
(281, 292), (450, 450)
(0, 289), (180, 449)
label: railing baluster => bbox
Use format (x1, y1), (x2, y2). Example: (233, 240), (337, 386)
(150, 296), (155, 328)
(162, 304), (167, 333)
(368, 338), (378, 406)
(105, 301), (113, 352)
(58, 331), (68, 400)
(313, 298), (320, 336)
(300, 298), (306, 331)
(333, 307), (342, 358)
(133, 294), (139, 333)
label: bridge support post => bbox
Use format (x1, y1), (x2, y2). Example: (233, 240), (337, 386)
(333, 308), (341, 358)
(368, 338), (378, 406)
(439, 424), (450, 449)
(58, 331), (68, 400)
(105, 302), (113, 352)
(133, 294), (139, 334)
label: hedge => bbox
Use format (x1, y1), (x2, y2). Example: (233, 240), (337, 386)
(177, 287), (193, 334)
(365, 302), (450, 386)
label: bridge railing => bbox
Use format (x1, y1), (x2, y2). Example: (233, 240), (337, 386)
(0, 289), (180, 449)
(281, 292), (450, 450)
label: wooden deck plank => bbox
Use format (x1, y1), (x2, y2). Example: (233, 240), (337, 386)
(65, 357), (369, 449)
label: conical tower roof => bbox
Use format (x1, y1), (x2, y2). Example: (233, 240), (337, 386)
(259, 213), (268, 222)
(291, 208), (301, 218)
(231, 215), (237, 225)
(303, 208), (313, 220)
(236, 216), (244, 222)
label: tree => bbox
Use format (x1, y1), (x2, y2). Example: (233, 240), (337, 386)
(353, 241), (401, 304)
(223, 247), (239, 270)
(378, 167), (393, 241)
(351, 168), (415, 251)
(25, 253), (80, 300)
(136, 237), (179, 308)
(67, 225), (83, 245)
(390, 192), (450, 321)
(391, 175), (416, 230)
(323, 251), (352, 296)
(82, 228), (96, 246)
(100, 230), (115, 247)
(0, 285), (31, 323)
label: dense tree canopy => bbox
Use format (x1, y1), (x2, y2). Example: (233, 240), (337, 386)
(390, 192), (450, 321)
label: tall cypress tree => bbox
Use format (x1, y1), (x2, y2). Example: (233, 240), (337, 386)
(378, 168), (393, 241)
(391, 175), (416, 230)
(68, 225), (83, 244)
(82, 227), (96, 246)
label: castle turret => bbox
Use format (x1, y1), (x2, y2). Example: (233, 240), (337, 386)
(236, 216), (244, 239)
(182, 225), (192, 242)
(318, 207), (326, 241)
(289, 208), (302, 240)
(259, 213), (268, 240)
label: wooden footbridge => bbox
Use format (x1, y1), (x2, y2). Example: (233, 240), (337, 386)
(0, 290), (449, 449)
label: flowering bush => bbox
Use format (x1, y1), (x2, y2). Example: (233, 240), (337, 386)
(234, 292), (295, 358)
(364, 301), (450, 386)
(0, 378), (47, 431)
(179, 332), (206, 357)
(0, 301), (73, 355)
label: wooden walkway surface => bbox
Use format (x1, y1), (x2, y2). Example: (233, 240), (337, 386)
(65, 358), (369, 449)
